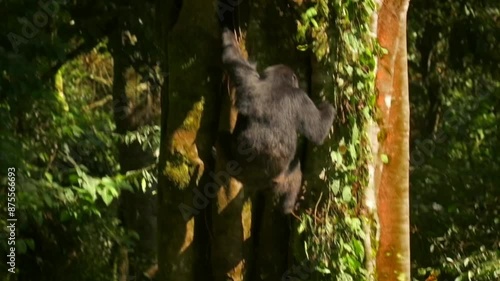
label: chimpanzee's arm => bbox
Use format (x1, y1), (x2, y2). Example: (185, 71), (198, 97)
(221, 28), (259, 89)
(294, 91), (336, 145)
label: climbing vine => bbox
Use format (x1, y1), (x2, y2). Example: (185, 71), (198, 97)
(293, 0), (379, 280)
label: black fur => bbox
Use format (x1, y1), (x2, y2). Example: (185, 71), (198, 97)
(221, 28), (335, 214)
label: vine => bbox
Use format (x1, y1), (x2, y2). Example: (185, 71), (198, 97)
(293, 0), (379, 280)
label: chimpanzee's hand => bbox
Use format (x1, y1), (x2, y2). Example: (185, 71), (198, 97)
(222, 28), (237, 48)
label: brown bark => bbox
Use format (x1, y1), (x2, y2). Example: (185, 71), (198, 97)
(211, 61), (252, 281)
(156, 0), (221, 280)
(374, 0), (411, 280)
(210, 3), (253, 279)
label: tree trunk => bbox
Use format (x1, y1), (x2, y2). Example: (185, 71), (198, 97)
(374, 0), (411, 280)
(156, 0), (220, 280)
(110, 26), (160, 280)
(211, 40), (252, 281)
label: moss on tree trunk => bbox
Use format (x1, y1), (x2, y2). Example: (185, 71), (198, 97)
(157, 1), (221, 280)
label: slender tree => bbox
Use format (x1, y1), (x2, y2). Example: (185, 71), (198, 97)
(374, 0), (411, 280)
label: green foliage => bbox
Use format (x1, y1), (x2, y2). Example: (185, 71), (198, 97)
(416, 250), (500, 281)
(0, 43), (158, 280)
(407, 1), (500, 280)
(119, 124), (161, 152)
(293, 0), (378, 280)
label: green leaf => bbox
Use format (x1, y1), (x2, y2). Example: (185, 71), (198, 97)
(120, 181), (133, 191)
(101, 177), (114, 187)
(349, 144), (357, 161)
(64, 189), (75, 202)
(319, 0), (329, 15)
(297, 44), (309, 51)
(316, 266), (331, 274)
(108, 185), (119, 198)
(380, 154), (389, 164)
(305, 7), (317, 19)
(44, 172), (53, 183)
(353, 239), (365, 259)
(311, 19), (319, 28)
(342, 186), (352, 202)
(298, 217), (307, 234)
(68, 173), (79, 184)
(331, 180), (341, 195)
(352, 123), (359, 143)
(101, 189), (113, 206)
(345, 65), (353, 76)
(42, 193), (54, 207)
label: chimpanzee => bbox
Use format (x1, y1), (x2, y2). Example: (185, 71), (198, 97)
(221, 28), (335, 214)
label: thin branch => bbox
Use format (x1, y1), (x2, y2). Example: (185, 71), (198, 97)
(84, 95), (113, 111)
